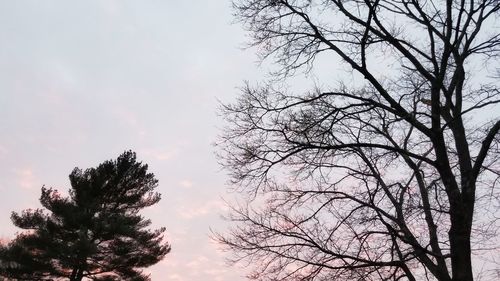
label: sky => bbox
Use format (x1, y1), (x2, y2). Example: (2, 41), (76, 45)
(0, 1), (266, 280)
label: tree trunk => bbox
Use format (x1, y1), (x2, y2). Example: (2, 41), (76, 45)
(69, 268), (84, 281)
(75, 269), (84, 281)
(69, 268), (77, 281)
(449, 192), (474, 281)
(449, 224), (473, 280)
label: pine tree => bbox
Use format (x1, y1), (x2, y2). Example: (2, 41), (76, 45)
(0, 151), (170, 281)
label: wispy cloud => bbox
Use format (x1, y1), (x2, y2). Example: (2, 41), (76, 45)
(111, 106), (139, 128)
(165, 228), (189, 244)
(178, 180), (193, 188)
(166, 274), (185, 281)
(177, 200), (226, 220)
(204, 268), (229, 281)
(15, 168), (37, 190)
(140, 147), (179, 161)
(159, 250), (232, 281)
(0, 144), (9, 155)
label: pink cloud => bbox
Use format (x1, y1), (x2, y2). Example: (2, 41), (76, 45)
(186, 255), (209, 269)
(177, 200), (226, 220)
(178, 180), (193, 188)
(15, 168), (37, 190)
(157, 251), (231, 281)
(204, 268), (228, 281)
(0, 144), (8, 155)
(111, 107), (139, 127)
(140, 147), (179, 161)
(166, 228), (189, 244)
(166, 274), (185, 281)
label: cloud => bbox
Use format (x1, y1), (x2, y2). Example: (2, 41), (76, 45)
(204, 268), (228, 281)
(166, 274), (185, 281)
(140, 147), (179, 161)
(177, 200), (226, 220)
(178, 180), (193, 188)
(111, 106), (139, 127)
(98, 0), (122, 18)
(186, 255), (209, 269)
(0, 144), (8, 155)
(158, 250), (231, 281)
(165, 228), (189, 245)
(15, 168), (36, 190)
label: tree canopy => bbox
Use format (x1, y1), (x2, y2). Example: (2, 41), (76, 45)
(0, 151), (170, 281)
(217, 1), (500, 281)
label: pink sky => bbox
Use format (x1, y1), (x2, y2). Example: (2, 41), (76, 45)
(0, 1), (264, 280)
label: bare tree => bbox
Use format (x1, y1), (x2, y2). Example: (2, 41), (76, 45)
(216, 1), (500, 281)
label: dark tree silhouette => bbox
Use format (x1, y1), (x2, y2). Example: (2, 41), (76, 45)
(0, 151), (170, 281)
(216, 1), (500, 281)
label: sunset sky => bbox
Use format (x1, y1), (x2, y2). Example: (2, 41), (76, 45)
(0, 1), (268, 280)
